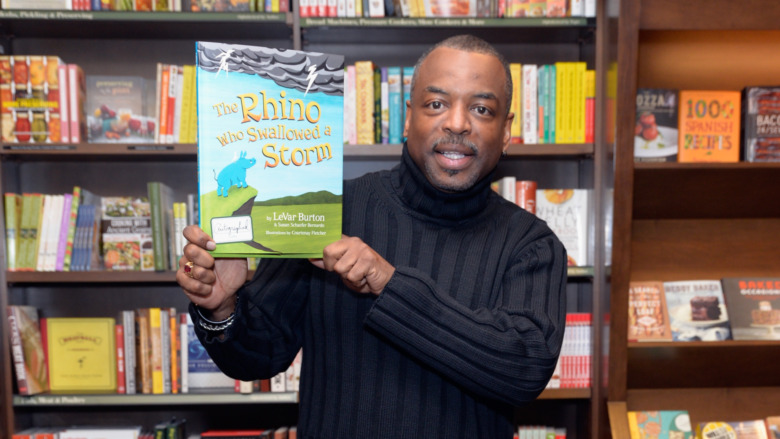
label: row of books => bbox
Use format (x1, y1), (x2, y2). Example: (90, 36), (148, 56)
(4, 183), (195, 272)
(12, 424), (301, 439)
(514, 426), (567, 439)
(628, 277), (780, 343)
(0, 0), (269, 12)
(302, 0), (595, 18)
(546, 312), (591, 390)
(0, 55), (87, 144)
(627, 410), (780, 439)
(634, 87), (780, 163)
(7, 304), (303, 396)
(152, 63), (197, 145)
(346, 60), (595, 147)
(492, 178), (592, 267)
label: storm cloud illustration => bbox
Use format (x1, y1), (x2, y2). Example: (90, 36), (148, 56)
(197, 42), (344, 96)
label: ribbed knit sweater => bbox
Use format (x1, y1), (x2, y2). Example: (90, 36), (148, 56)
(192, 145), (568, 439)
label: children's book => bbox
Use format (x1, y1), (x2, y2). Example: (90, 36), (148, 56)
(196, 41), (344, 259)
(721, 277), (780, 341)
(663, 280), (732, 342)
(627, 410), (693, 439)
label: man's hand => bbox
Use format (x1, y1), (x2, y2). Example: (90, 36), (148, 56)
(177, 225), (248, 320)
(310, 235), (395, 295)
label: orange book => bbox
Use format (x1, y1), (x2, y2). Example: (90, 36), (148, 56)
(628, 281), (673, 342)
(157, 63), (170, 143)
(116, 323), (126, 394)
(677, 90), (741, 162)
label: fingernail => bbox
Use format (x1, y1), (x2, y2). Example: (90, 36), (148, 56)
(207, 241), (216, 251)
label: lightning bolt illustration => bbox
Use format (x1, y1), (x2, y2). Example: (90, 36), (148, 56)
(304, 65), (318, 97)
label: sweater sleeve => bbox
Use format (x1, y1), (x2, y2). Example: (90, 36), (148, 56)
(190, 258), (312, 381)
(363, 232), (568, 405)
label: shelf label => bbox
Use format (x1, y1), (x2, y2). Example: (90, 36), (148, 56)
(127, 145), (175, 151)
(2, 144), (76, 151)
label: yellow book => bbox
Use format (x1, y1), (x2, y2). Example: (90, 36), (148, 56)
(509, 63), (522, 143)
(4, 192), (21, 271)
(179, 65), (194, 144)
(43, 317), (117, 393)
(149, 307), (164, 394)
(355, 61), (376, 145)
(554, 61), (567, 144)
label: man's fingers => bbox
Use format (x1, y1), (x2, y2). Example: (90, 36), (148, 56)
(183, 224), (217, 251)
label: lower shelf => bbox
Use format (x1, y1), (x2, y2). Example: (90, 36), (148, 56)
(13, 391), (298, 406)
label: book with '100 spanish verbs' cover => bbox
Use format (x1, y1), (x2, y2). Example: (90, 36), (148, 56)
(196, 42), (344, 258)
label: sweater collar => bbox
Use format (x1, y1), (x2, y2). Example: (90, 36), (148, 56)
(390, 143), (496, 221)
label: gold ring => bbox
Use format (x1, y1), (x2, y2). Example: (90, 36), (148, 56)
(184, 261), (195, 278)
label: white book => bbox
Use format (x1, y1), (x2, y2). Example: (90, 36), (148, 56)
(570, 0), (584, 16)
(343, 65), (357, 145)
(44, 194), (64, 272)
(367, 0), (384, 16)
(121, 310), (137, 394)
(497, 176), (516, 204)
(336, 0), (346, 16)
(179, 313), (189, 393)
(522, 64), (538, 145)
(160, 308), (171, 393)
(58, 64), (70, 142)
(345, 0), (356, 16)
(327, 0), (338, 16)
(36, 195), (53, 272)
(535, 189), (592, 267)
(173, 66), (184, 143)
(271, 371), (286, 392)
(59, 427), (142, 439)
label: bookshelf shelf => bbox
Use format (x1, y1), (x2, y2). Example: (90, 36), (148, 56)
(300, 16), (590, 28)
(0, 10), (291, 39)
(4, 266), (597, 284)
(13, 392), (298, 407)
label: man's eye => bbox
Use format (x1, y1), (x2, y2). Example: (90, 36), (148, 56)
(429, 101), (442, 110)
(474, 106), (491, 115)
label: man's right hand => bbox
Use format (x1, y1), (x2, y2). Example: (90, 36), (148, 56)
(177, 225), (248, 321)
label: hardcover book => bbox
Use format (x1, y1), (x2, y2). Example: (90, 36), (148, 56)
(100, 196), (154, 271)
(85, 75), (155, 144)
(6, 305), (49, 395)
(628, 281), (673, 342)
(627, 410), (692, 439)
(535, 188), (592, 267)
(767, 416), (780, 439)
(742, 86), (780, 162)
(635, 88), (678, 162)
(677, 90), (741, 162)
(696, 420), (769, 439)
(43, 317), (117, 393)
(663, 280), (732, 342)
(196, 41), (344, 258)
(721, 277), (780, 341)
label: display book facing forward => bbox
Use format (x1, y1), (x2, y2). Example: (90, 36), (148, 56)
(196, 42), (344, 258)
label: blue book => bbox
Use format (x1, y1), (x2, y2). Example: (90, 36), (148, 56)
(387, 67), (403, 144)
(196, 42), (345, 258)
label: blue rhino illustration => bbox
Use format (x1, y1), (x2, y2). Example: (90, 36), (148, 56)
(214, 150), (256, 197)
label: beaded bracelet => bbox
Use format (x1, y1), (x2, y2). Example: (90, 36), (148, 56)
(195, 297), (238, 332)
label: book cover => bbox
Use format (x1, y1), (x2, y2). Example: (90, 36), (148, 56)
(0, 55), (65, 144)
(183, 313), (234, 390)
(85, 75), (154, 144)
(100, 196), (154, 271)
(627, 410), (692, 439)
(5, 192), (21, 271)
(67, 63), (87, 144)
(44, 317), (117, 393)
(721, 277), (780, 341)
(7, 305), (49, 395)
(635, 88), (678, 162)
(677, 90), (741, 162)
(196, 41), (344, 258)
(535, 189), (592, 267)
(663, 280), (732, 342)
(696, 420), (769, 439)
(628, 281), (673, 342)
(742, 86), (780, 162)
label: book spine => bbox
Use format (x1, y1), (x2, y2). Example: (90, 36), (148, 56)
(354, 61), (375, 145)
(148, 182), (166, 271)
(122, 310), (137, 394)
(157, 64), (169, 143)
(522, 64), (538, 145)
(6, 307), (30, 395)
(373, 66), (381, 143)
(343, 65), (357, 145)
(160, 308), (171, 394)
(387, 66), (402, 144)
(62, 186), (81, 271)
(136, 309), (152, 394)
(67, 64), (85, 144)
(166, 64), (178, 143)
(179, 313), (188, 393)
(380, 67), (389, 144)
(510, 63), (522, 143)
(28, 194), (43, 272)
(54, 193), (73, 271)
(116, 323), (126, 394)
(169, 308), (179, 394)
(4, 193), (20, 271)
(35, 194), (51, 272)
(57, 64), (70, 143)
(584, 70), (595, 144)
(149, 307), (164, 394)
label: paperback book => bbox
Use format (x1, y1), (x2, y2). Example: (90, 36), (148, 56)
(663, 280), (732, 342)
(196, 41), (344, 258)
(100, 196), (154, 271)
(627, 410), (692, 439)
(696, 420), (769, 439)
(677, 90), (741, 162)
(628, 281), (673, 342)
(742, 86), (780, 162)
(721, 277), (780, 341)
(85, 75), (155, 144)
(535, 188), (592, 267)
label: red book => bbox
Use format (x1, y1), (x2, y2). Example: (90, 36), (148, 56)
(116, 323), (126, 394)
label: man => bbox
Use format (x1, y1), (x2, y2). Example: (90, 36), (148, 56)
(178, 34), (567, 438)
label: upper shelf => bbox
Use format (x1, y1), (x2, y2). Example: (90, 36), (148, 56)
(632, 162), (780, 220)
(0, 10), (291, 40)
(639, 0), (780, 30)
(0, 142), (595, 161)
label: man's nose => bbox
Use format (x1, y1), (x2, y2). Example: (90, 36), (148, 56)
(443, 105), (471, 135)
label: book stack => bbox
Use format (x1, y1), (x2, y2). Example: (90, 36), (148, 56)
(153, 63), (197, 145)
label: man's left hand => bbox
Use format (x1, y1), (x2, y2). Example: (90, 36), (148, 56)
(310, 235), (395, 295)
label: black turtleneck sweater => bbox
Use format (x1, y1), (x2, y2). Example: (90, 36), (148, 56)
(192, 145), (568, 439)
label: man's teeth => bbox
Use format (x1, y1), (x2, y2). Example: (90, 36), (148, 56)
(442, 151), (465, 159)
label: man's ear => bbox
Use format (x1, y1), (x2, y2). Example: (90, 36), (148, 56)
(403, 99), (411, 137)
(502, 112), (514, 151)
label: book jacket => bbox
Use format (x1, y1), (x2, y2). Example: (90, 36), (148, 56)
(635, 88), (678, 162)
(663, 280), (732, 342)
(677, 90), (741, 162)
(721, 277), (780, 341)
(44, 317), (117, 393)
(628, 281), (673, 342)
(742, 86), (780, 162)
(196, 42), (344, 259)
(627, 410), (692, 439)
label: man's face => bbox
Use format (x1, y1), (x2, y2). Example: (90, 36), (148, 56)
(404, 47), (513, 193)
